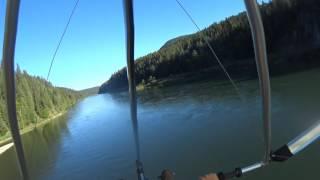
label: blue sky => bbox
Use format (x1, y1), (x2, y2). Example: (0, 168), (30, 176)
(0, 0), (268, 90)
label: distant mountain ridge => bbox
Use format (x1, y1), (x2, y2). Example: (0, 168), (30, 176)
(79, 86), (99, 96)
(99, 0), (320, 94)
(160, 34), (192, 49)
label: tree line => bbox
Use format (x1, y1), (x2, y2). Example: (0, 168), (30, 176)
(99, 0), (320, 93)
(0, 65), (82, 137)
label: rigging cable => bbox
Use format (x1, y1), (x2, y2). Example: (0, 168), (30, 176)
(174, 0), (244, 101)
(174, 0), (272, 178)
(33, 0), (80, 128)
(123, 0), (147, 179)
(175, 0), (272, 174)
(1, 0), (29, 179)
(28, 0), (80, 176)
(46, 0), (80, 81)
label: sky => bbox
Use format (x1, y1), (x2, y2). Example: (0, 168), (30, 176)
(0, 0), (268, 90)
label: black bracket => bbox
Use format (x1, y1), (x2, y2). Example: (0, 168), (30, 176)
(271, 145), (293, 162)
(217, 167), (242, 180)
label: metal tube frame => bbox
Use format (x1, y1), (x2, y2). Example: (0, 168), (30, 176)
(244, 0), (272, 165)
(287, 121), (320, 155)
(218, 0), (320, 179)
(123, 0), (140, 161)
(241, 162), (264, 174)
(2, 0), (29, 179)
(217, 0), (272, 178)
(1, 0), (318, 180)
(224, 0), (271, 176)
(123, 0), (147, 179)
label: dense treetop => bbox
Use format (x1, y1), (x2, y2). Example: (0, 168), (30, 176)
(99, 0), (320, 93)
(0, 65), (82, 137)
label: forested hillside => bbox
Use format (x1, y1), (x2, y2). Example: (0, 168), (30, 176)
(0, 65), (82, 137)
(99, 0), (320, 93)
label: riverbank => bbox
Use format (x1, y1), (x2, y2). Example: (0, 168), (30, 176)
(0, 143), (13, 155)
(0, 111), (66, 148)
(2, 68), (318, 179)
(136, 57), (320, 92)
(136, 65), (252, 91)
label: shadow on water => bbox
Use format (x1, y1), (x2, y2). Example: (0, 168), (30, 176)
(0, 69), (319, 180)
(0, 114), (70, 180)
(96, 69), (320, 179)
(111, 69), (320, 179)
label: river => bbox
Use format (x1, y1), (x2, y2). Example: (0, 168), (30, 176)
(0, 69), (319, 180)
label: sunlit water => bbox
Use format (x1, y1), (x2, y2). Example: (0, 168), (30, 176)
(0, 69), (319, 180)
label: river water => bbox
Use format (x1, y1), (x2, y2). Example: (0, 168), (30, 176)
(0, 69), (319, 180)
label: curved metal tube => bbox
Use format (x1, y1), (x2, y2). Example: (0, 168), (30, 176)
(123, 0), (147, 179)
(287, 121), (320, 155)
(271, 120), (320, 162)
(2, 0), (29, 179)
(244, 0), (272, 164)
(241, 162), (264, 174)
(219, 1), (319, 178)
(123, 0), (140, 162)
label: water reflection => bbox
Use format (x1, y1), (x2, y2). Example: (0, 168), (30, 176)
(0, 114), (70, 180)
(0, 69), (319, 180)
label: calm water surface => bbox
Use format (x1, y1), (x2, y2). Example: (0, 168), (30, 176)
(0, 69), (319, 180)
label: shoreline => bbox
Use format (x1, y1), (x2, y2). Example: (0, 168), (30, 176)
(0, 111), (66, 148)
(0, 143), (14, 155)
(137, 63), (320, 92)
(136, 64), (256, 91)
